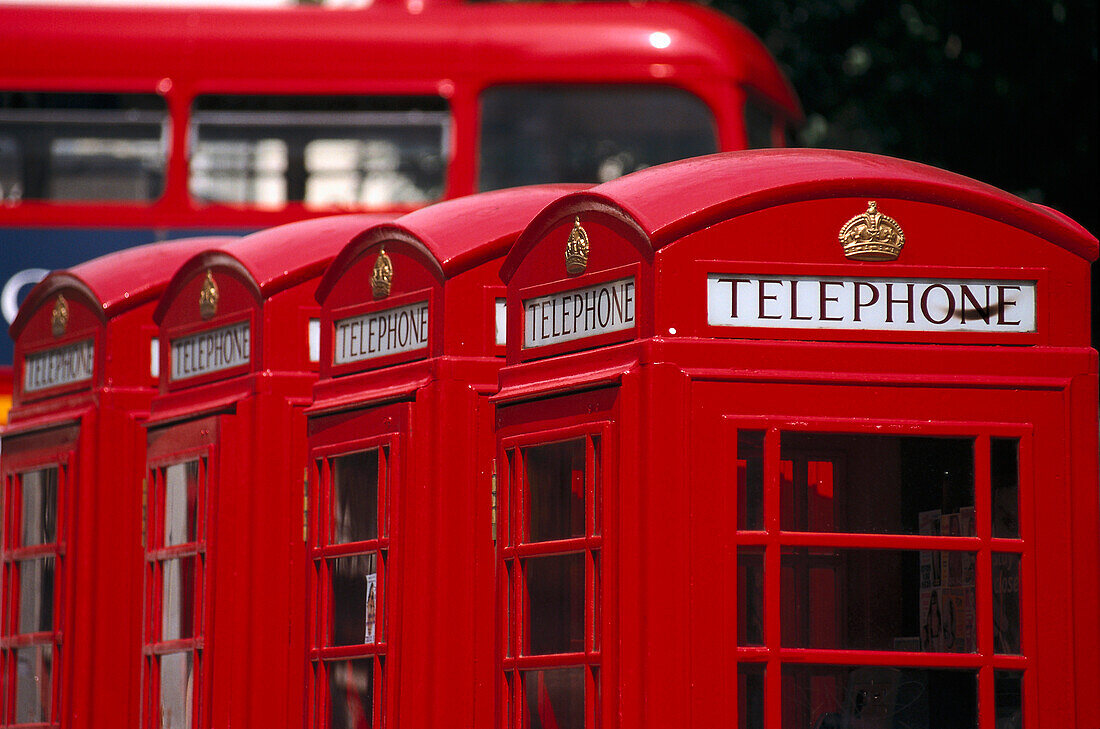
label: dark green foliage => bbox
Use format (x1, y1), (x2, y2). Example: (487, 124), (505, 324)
(716, 0), (1098, 341)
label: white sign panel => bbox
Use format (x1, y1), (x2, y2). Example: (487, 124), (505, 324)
(334, 300), (429, 365)
(523, 277), (636, 349)
(707, 274), (1036, 333)
(23, 339), (95, 392)
(170, 321), (251, 381)
(495, 298), (507, 347)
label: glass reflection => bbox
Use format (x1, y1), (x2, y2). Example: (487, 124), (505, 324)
(161, 556), (196, 642)
(737, 547), (764, 646)
(328, 659), (374, 729)
(526, 440), (585, 543)
(332, 450), (379, 544)
(991, 439), (1020, 539)
(20, 467), (57, 546)
(164, 461), (199, 546)
(779, 433), (974, 535)
(523, 667), (584, 729)
(159, 652), (193, 729)
(994, 671), (1023, 729)
(18, 557), (54, 635)
(782, 665), (977, 729)
(992, 553), (1021, 655)
(14, 644), (53, 724)
(780, 547), (976, 653)
(738, 664), (765, 729)
(526, 553), (585, 656)
(330, 553), (378, 646)
(736, 431), (765, 531)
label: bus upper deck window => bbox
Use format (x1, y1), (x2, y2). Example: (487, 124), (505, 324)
(0, 92), (167, 203)
(188, 95), (449, 210)
(743, 96), (775, 149)
(478, 85), (718, 191)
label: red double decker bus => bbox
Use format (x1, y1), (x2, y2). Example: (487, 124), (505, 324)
(0, 0), (802, 421)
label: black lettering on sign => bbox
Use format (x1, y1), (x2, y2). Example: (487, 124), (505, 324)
(707, 275), (1036, 334)
(523, 278), (636, 349)
(333, 301), (430, 366)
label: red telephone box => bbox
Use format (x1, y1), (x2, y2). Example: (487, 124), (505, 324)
(497, 149), (1098, 729)
(1, 237), (235, 729)
(307, 185), (582, 729)
(142, 214), (388, 729)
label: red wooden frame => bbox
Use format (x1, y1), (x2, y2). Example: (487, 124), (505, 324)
(722, 415), (1033, 729)
(142, 417), (218, 729)
(307, 407), (405, 729)
(0, 427), (78, 729)
(498, 405), (614, 729)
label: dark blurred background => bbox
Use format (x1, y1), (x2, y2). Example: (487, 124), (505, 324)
(713, 0), (1098, 344)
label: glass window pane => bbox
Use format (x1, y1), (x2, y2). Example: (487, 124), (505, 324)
(161, 557), (197, 642)
(18, 557), (54, 635)
(782, 665), (977, 729)
(479, 85), (718, 190)
(991, 438), (1020, 539)
(994, 670), (1023, 729)
(525, 553), (585, 656)
(737, 430), (765, 530)
(158, 652), (193, 729)
(189, 94), (448, 209)
(164, 460), (199, 546)
(523, 667), (584, 729)
(332, 450), (379, 544)
(992, 553), (1022, 654)
(526, 439), (585, 543)
(14, 644), (53, 724)
(738, 663), (765, 729)
(328, 658), (374, 729)
(780, 433), (975, 535)
(20, 467), (57, 546)
(744, 97), (774, 149)
(330, 553), (378, 647)
(780, 547), (976, 653)
(738, 547), (764, 646)
(0, 91), (167, 202)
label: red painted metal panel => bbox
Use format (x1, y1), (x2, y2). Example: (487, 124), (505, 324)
(498, 150), (1097, 727)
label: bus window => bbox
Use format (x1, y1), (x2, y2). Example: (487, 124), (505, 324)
(478, 85), (719, 191)
(743, 96), (775, 149)
(188, 95), (449, 210)
(0, 92), (167, 202)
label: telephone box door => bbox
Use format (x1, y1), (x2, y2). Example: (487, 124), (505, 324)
(691, 379), (1073, 729)
(306, 401), (409, 729)
(494, 387), (620, 729)
(142, 416), (218, 729)
(1, 425), (78, 726)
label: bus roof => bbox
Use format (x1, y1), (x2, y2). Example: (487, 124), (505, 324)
(0, 2), (800, 119)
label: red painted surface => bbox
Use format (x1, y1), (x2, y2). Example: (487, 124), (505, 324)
(310, 185), (581, 729)
(2, 149), (1095, 729)
(1, 237), (234, 729)
(499, 150), (1098, 728)
(141, 214), (394, 729)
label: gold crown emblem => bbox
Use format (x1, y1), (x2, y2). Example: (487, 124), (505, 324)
(371, 247), (393, 299)
(51, 294), (69, 337)
(199, 270), (219, 320)
(565, 217), (589, 276)
(839, 201), (905, 261)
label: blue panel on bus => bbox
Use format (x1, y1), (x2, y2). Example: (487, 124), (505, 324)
(0, 228), (251, 366)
